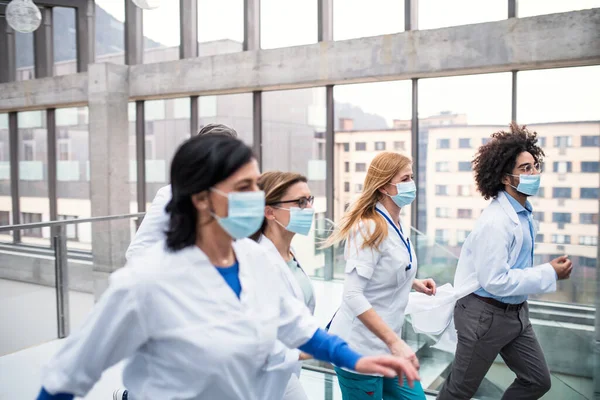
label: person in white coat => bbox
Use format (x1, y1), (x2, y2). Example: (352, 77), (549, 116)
(125, 123), (238, 262)
(324, 151), (436, 400)
(36, 134), (420, 400)
(437, 123), (573, 400)
(252, 171), (318, 400)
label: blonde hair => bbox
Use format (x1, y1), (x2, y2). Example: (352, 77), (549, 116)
(324, 152), (412, 250)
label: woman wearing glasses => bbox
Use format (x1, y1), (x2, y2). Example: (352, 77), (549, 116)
(37, 135), (419, 400)
(252, 171), (317, 400)
(324, 152), (434, 400)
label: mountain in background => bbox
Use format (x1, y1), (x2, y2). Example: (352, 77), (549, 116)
(15, 5), (162, 68)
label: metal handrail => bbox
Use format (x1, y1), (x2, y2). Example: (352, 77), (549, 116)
(0, 212), (145, 232)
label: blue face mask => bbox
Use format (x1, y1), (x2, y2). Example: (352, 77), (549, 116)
(276, 207), (315, 236)
(509, 174), (541, 196)
(211, 189), (265, 239)
(387, 181), (417, 208)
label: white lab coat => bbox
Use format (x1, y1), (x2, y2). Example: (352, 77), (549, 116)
(125, 184), (171, 262)
(328, 204), (417, 362)
(41, 239), (320, 400)
(406, 191), (557, 351)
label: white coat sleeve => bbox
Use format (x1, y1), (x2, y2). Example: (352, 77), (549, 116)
(276, 292), (320, 350)
(344, 222), (381, 280)
(473, 221), (556, 297)
(126, 185), (171, 262)
(41, 271), (149, 397)
(343, 269), (372, 317)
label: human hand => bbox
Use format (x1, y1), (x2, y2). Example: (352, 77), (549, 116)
(354, 355), (420, 387)
(412, 278), (436, 295)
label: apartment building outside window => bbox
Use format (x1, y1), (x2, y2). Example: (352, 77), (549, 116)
(458, 138), (471, 148)
(581, 161), (599, 173)
(580, 213), (598, 224)
(553, 212), (571, 223)
(436, 139), (450, 149)
(436, 185), (448, 195)
(355, 183), (363, 192)
(436, 162), (450, 172)
(436, 207), (451, 218)
(394, 141), (405, 151)
(538, 137), (547, 147)
(553, 161), (572, 173)
(579, 236), (598, 246)
(355, 142), (366, 151)
(435, 229), (449, 245)
(21, 212), (42, 237)
(580, 188), (599, 199)
(554, 136), (572, 147)
(355, 163), (366, 172)
(581, 136), (599, 147)
(535, 211), (545, 222)
(457, 208), (473, 219)
(457, 229), (470, 245)
(374, 141), (386, 151)
(343, 143), (350, 152)
(481, 138), (490, 145)
(0, 211), (10, 226)
(552, 187), (572, 199)
(58, 215), (78, 241)
(552, 234), (571, 244)
(538, 187), (546, 198)
(344, 182), (350, 192)
(458, 161), (471, 172)
(344, 162), (350, 173)
(457, 184), (471, 197)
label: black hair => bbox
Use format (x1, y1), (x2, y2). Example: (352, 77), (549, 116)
(165, 134), (254, 251)
(473, 122), (545, 200)
(197, 123), (238, 138)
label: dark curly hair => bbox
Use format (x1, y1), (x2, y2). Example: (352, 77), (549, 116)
(473, 122), (544, 200)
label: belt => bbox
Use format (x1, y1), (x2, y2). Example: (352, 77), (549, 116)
(472, 293), (524, 311)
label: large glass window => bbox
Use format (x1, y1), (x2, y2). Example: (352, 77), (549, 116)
(95, 0), (126, 64)
(262, 88), (326, 277)
(197, 93), (253, 145)
(418, 0), (506, 30)
(17, 111), (49, 246)
(519, 66), (600, 306)
(518, 0), (600, 17)
(333, 80), (412, 277)
(197, 0), (244, 56)
(0, 114), (11, 242)
(418, 73), (511, 255)
(15, 32), (35, 81)
(55, 107), (90, 250)
(53, 7), (77, 76)
(261, 0), (317, 49)
(143, 2), (180, 63)
(334, 0), (404, 40)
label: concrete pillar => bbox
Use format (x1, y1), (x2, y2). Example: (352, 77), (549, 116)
(88, 63), (131, 300)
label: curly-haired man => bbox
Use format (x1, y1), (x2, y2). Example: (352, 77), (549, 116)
(437, 123), (573, 400)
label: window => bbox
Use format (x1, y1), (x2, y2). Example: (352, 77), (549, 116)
(57, 140), (70, 161)
(551, 234), (571, 245)
(343, 143), (350, 152)
(580, 188), (599, 199)
(481, 138), (490, 145)
(581, 162), (599, 173)
(538, 187), (545, 197)
(457, 185), (471, 197)
(436, 162), (450, 172)
(536, 234), (544, 243)
(435, 185), (448, 195)
(375, 141), (386, 151)
(0, 211), (10, 226)
(535, 212), (545, 222)
(554, 136), (572, 148)
(537, 137), (546, 147)
(552, 213), (572, 224)
(23, 141), (35, 161)
(581, 136), (599, 147)
(344, 182), (350, 192)
(552, 187), (572, 199)
(262, 0), (317, 49)
(394, 141), (405, 151)
(58, 215), (78, 241)
(580, 213), (598, 225)
(435, 229), (449, 245)
(355, 183), (363, 192)
(458, 162), (471, 172)
(553, 161), (572, 173)
(355, 142), (367, 151)
(459, 138), (471, 148)
(457, 209), (473, 219)
(457, 229), (470, 245)
(355, 163), (367, 172)
(21, 212), (42, 238)
(579, 236), (598, 246)
(437, 139), (450, 149)
(436, 207), (450, 218)
(344, 162), (350, 173)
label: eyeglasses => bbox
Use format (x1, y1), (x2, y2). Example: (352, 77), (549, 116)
(269, 196), (315, 209)
(517, 162), (542, 174)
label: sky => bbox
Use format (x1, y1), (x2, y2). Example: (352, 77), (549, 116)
(95, 0), (600, 125)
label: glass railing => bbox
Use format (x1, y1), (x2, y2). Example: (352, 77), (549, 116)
(0, 213), (143, 357)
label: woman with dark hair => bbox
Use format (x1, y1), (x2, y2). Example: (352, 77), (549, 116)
(253, 171), (317, 400)
(37, 134), (420, 400)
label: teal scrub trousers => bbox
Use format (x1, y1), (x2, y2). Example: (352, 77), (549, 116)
(335, 367), (426, 400)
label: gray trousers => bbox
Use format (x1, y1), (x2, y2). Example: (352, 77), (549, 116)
(437, 294), (551, 400)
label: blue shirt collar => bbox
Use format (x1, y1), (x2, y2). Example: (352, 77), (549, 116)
(504, 191), (533, 213)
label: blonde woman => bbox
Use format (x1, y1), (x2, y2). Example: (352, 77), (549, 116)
(325, 152), (435, 400)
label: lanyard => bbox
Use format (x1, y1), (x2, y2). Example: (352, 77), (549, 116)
(375, 208), (412, 271)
